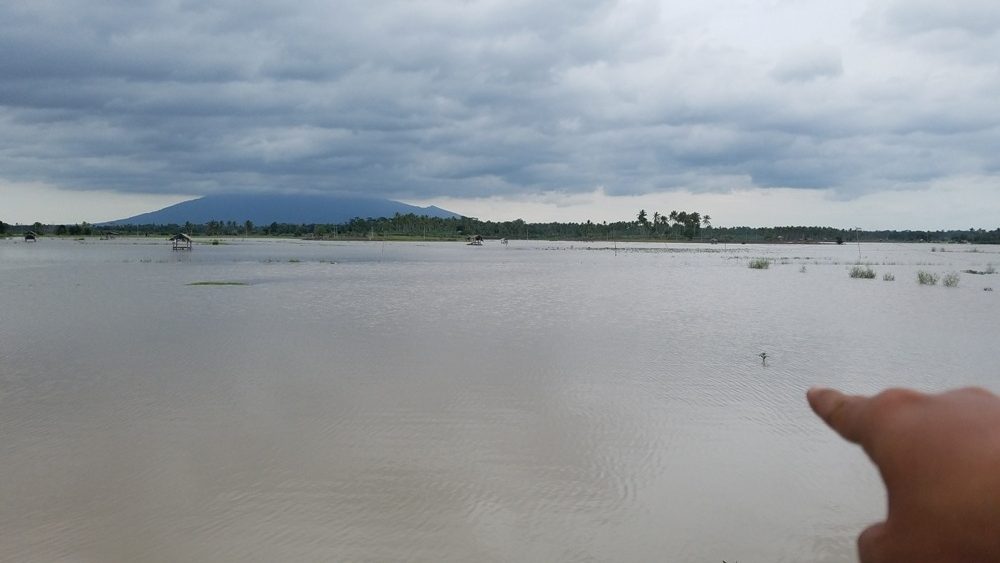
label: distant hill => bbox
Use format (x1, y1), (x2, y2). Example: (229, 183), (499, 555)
(106, 193), (461, 225)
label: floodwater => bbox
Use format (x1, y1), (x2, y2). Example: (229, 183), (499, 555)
(1, 237), (997, 562)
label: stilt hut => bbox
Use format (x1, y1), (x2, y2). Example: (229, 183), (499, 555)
(24, 231), (37, 242)
(170, 233), (193, 250)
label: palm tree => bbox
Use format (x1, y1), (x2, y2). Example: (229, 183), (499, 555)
(689, 212), (701, 239)
(667, 211), (680, 239)
(702, 215), (711, 228)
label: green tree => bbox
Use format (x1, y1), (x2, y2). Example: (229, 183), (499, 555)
(0, 220), (7, 234)
(674, 211), (688, 232)
(32, 222), (44, 234)
(688, 212), (701, 239)
(637, 209), (648, 228)
(245, 220), (253, 236)
(55, 225), (68, 235)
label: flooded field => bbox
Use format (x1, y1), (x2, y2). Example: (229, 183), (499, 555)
(1, 237), (997, 562)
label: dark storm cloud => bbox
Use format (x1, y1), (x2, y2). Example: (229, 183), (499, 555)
(1, 0), (998, 200)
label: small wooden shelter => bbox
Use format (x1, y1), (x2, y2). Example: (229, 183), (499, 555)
(24, 231), (37, 242)
(170, 233), (193, 251)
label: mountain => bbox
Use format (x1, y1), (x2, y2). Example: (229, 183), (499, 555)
(106, 193), (461, 225)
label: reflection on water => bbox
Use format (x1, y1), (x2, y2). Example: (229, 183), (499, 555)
(1, 238), (998, 561)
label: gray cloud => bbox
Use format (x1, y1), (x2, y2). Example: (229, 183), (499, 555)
(879, 0), (1000, 37)
(1, 0), (998, 202)
(770, 45), (843, 83)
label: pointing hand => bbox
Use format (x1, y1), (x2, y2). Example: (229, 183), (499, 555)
(808, 387), (1000, 562)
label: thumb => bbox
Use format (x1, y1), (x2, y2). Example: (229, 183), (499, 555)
(857, 522), (891, 563)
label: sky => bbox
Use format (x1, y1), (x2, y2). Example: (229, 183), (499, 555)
(1, 0), (999, 229)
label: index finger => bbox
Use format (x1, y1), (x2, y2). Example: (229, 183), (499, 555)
(807, 387), (871, 445)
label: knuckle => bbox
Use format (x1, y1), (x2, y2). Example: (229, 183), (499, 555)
(868, 388), (923, 425)
(872, 388), (922, 410)
(959, 386), (995, 398)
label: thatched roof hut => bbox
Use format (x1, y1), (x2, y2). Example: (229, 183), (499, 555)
(24, 231), (37, 242)
(170, 233), (193, 250)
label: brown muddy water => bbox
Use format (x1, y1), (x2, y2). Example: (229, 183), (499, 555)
(1, 238), (998, 562)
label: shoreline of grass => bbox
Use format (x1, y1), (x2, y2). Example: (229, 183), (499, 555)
(187, 281), (248, 286)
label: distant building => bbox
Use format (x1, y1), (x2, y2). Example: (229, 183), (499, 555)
(170, 233), (193, 250)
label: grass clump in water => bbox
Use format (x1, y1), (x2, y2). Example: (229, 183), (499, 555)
(883, 273), (895, 281)
(187, 281), (248, 286)
(942, 272), (960, 287)
(917, 271), (939, 285)
(849, 265), (876, 279)
(748, 258), (770, 269)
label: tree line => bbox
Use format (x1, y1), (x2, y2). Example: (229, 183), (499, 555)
(2, 213), (999, 244)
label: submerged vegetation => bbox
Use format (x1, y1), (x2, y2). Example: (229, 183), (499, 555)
(849, 265), (876, 279)
(942, 272), (961, 287)
(917, 271), (940, 285)
(964, 264), (997, 275)
(883, 273), (895, 281)
(748, 258), (771, 269)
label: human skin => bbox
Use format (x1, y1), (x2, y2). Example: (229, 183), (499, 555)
(807, 387), (1000, 563)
